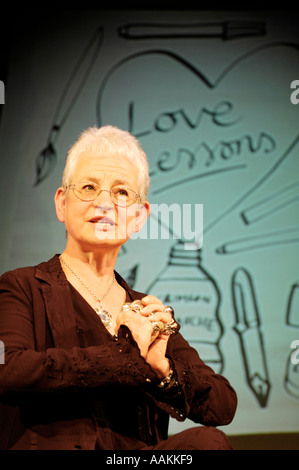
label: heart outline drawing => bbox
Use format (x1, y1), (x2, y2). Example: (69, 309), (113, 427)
(97, 41), (299, 235)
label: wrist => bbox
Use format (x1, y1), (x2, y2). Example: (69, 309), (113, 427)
(157, 368), (180, 393)
(155, 360), (171, 380)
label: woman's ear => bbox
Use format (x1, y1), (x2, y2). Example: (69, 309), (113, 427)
(133, 201), (150, 233)
(54, 187), (66, 223)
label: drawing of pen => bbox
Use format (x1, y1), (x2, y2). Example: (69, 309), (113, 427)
(241, 181), (299, 225)
(231, 267), (271, 407)
(118, 20), (266, 40)
(216, 227), (299, 255)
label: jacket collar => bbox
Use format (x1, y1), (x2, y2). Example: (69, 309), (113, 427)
(33, 254), (141, 348)
(34, 254), (138, 299)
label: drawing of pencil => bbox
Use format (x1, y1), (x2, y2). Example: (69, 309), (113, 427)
(286, 281), (299, 328)
(118, 20), (266, 40)
(241, 181), (299, 225)
(216, 227), (299, 255)
(231, 267), (271, 407)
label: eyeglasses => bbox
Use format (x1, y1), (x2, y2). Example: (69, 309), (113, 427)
(67, 182), (140, 207)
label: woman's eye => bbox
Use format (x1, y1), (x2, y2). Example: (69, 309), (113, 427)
(82, 183), (97, 192)
(115, 188), (129, 196)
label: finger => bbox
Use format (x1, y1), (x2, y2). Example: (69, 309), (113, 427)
(139, 303), (165, 316)
(149, 312), (173, 325)
(155, 333), (171, 343)
(141, 295), (164, 306)
(130, 300), (144, 312)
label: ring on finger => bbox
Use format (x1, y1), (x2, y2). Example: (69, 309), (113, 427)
(164, 305), (174, 314)
(122, 302), (132, 312)
(163, 319), (177, 335)
(130, 300), (143, 312)
(151, 321), (165, 335)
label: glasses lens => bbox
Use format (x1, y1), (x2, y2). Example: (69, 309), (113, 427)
(71, 183), (139, 206)
(73, 182), (99, 201)
(111, 188), (137, 207)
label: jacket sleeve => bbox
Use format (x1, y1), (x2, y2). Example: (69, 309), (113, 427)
(150, 329), (238, 427)
(0, 271), (159, 396)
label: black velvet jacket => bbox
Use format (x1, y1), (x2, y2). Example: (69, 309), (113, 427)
(0, 255), (237, 449)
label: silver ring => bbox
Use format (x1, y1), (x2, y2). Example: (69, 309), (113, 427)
(151, 321), (165, 335)
(131, 300), (143, 312)
(163, 319), (177, 335)
(164, 306), (174, 314)
(122, 302), (132, 312)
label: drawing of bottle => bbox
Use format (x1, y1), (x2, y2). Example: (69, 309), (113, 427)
(146, 241), (224, 373)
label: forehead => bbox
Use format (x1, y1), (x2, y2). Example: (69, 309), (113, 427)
(72, 152), (139, 185)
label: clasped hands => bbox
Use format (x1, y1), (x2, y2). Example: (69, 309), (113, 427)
(116, 295), (177, 379)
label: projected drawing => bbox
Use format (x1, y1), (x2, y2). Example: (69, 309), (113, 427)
(215, 227), (299, 255)
(284, 281), (299, 400)
(28, 15), (299, 421)
(117, 20), (267, 41)
(97, 38), (298, 393)
(240, 180), (299, 226)
(96, 42), (299, 259)
(284, 354), (299, 400)
(34, 27), (104, 186)
(231, 267), (271, 407)
(146, 240), (224, 374)
(286, 281), (299, 328)
(121, 264), (139, 289)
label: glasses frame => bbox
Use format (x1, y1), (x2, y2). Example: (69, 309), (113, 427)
(66, 182), (141, 207)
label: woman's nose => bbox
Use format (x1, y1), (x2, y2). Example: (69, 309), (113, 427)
(93, 189), (114, 210)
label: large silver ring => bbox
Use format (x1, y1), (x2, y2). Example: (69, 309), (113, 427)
(163, 319), (177, 335)
(122, 302), (132, 311)
(151, 321), (165, 335)
(164, 306), (174, 314)
(131, 300), (143, 312)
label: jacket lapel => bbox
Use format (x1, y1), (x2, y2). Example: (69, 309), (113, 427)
(41, 284), (79, 348)
(35, 255), (80, 349)
(34, 255), (144, 349)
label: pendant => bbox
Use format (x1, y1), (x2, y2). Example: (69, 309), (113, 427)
(95, 301), (113, 329)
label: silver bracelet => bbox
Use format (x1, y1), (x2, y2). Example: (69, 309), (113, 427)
(158, 369), (177, 389)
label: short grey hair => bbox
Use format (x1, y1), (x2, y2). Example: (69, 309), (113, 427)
(62, 125), (150, 202)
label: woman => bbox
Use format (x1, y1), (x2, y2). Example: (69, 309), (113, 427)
(0, 125), (237, 450)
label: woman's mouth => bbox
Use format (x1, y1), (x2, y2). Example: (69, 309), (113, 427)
(90, 216), (115, 232)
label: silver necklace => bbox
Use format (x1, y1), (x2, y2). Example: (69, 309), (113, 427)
(60, 255), (115, 329)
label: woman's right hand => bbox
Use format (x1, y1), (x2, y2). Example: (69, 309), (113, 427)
(116, 304), (153, 358)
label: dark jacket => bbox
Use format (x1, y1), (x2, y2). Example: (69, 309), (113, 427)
(0, 255), (237, 450)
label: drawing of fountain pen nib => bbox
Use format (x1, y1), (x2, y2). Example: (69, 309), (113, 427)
(117, 20), (266, 40)
(250, 373), (271, 408)
(232, 267), (271, 407)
